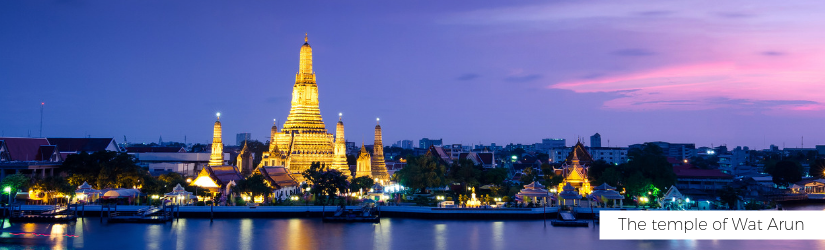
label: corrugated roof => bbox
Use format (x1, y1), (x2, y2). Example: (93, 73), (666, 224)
(0, 137), (51, 161)
(47, 138), (117, 152)
(258, 166), (299, 189)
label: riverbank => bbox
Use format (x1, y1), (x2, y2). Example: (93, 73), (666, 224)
(9, 205), (629, 220)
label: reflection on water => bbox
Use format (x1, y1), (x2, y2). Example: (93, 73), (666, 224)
(0, 203), (823, 250)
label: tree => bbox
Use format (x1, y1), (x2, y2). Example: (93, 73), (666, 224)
(770, 160), (803, 188)
(190, 143), (209, 153)
(623, 172), (652, 198)
(395, 155), (447, 193)
(62, 151), (149, 189)
(588, 159), (613, 181)
(519, 167), (539, 184)
(717, 186), (741, 210)
(624, 143), (676, 192)
(481, 168), (509, 186)
(350, 176), (375, 193)
(0, 174), (31, 194)
(234, 173), (273, 203)
(598, 167), (623, 187)
(302, 162), (350, 205)
(32, 177), (74, 204)
(808, 158), (825, 178)
(448, 159), (482, 187)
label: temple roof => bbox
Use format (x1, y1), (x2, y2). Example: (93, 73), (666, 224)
(0, 137), (58, 162)
(565, 141), (593, 165)
(559, 182), (582, 199)
(198, 165), (243, 187)
(593, 183), (616, 191)
(258, 166), (300, 189)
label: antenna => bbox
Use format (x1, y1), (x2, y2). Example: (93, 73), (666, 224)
(40, 102), (44, 137)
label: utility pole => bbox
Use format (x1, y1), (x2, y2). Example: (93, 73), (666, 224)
(39, 102), (44, 137)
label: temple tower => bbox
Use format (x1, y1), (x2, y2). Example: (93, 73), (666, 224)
(371, 119), (389, 181)
(332, 113), (350, 178)
(260, 119), (284, 167)
(209, 113), (224, 166)
(356, 144), (372, 178)
(237, 141), (253, 175)
(271, 34), (335, 180)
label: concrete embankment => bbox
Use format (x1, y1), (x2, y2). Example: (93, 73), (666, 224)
(8, 205), (624, 220)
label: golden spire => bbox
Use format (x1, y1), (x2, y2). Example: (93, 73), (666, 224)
(297, 34), (314, 82)
(305, 33), (308, 43)
(209, 112), (224, 166)
(372, 120), (388, 180)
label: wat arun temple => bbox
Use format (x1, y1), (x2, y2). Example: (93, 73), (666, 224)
(252, 35), (390, 182)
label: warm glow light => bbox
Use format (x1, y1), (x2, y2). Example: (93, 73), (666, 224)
(216, 112), (221, 117)
(191, 176), (219, 188)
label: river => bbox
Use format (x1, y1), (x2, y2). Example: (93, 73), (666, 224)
(1, 204), (824, 250)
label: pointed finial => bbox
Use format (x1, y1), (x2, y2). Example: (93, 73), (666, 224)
(305, 33), (308, 43)
(216, 112), (221, 120)
(376, 117), (380, 125)
(339, 113), (342, 121)
(273, 118), (277, 124)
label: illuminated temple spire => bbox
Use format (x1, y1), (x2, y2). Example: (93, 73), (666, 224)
(356, 143), (372, 178)
(332, 113), (350, 178)
(371, 118), (389, 181)
(269, 119), (278, 152)
(272, 34), (335, 180)
(209, 113), (224, 166)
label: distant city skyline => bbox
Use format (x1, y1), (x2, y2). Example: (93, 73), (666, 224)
(3, 1), (825, 150)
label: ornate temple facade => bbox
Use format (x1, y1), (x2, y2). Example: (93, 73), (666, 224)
(371, 120), (389, 181)
(356, 144), (372, 178)
(331, 115), (349, 178)
(209, 113), (224, 166)
(556, 141), (592, 195)
(236, 142), (253, 175)
(266, 35), (350, 181)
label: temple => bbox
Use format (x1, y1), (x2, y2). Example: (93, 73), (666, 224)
(371, 119), (389, 181)
(209, 113), (224, 166)
(193, 114), (243, 203)
(331, 114), (349, 178)
(556, 141), (592, 195)
(269, 35), (343, 181)
(236, 141), (253, 175)
(356, 144), (372, 178)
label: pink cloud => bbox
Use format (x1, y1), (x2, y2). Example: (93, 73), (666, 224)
(549, 61), (825, 112)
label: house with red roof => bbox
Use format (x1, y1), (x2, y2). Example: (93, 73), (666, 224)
(673, 164), (734, 190)
(0, 137), (62, 181)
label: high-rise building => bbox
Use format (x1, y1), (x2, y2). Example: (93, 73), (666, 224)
(419, 138), (443, 149)
(209, 113), (224, 166)
(394, 140), (413, 149)
(236, 133), (251, 146)
(590, 133), (601, 148)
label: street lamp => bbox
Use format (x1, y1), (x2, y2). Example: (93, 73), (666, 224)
(4, 186), (11, 205)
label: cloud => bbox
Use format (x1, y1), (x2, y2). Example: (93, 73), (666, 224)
(716, 12), (755, 18)
(612, 49), (656, 56)
(636, 10), (675, 17)
(505, 74), (542, 83)
(549, 62), (825, 112)
(760, 51), (785, 56)
(456, 73), (480, 81)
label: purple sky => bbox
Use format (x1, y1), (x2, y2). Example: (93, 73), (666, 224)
(2, 1), (824, 149)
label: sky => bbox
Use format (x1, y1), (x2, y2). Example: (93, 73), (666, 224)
(2, 0), (824, 150)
